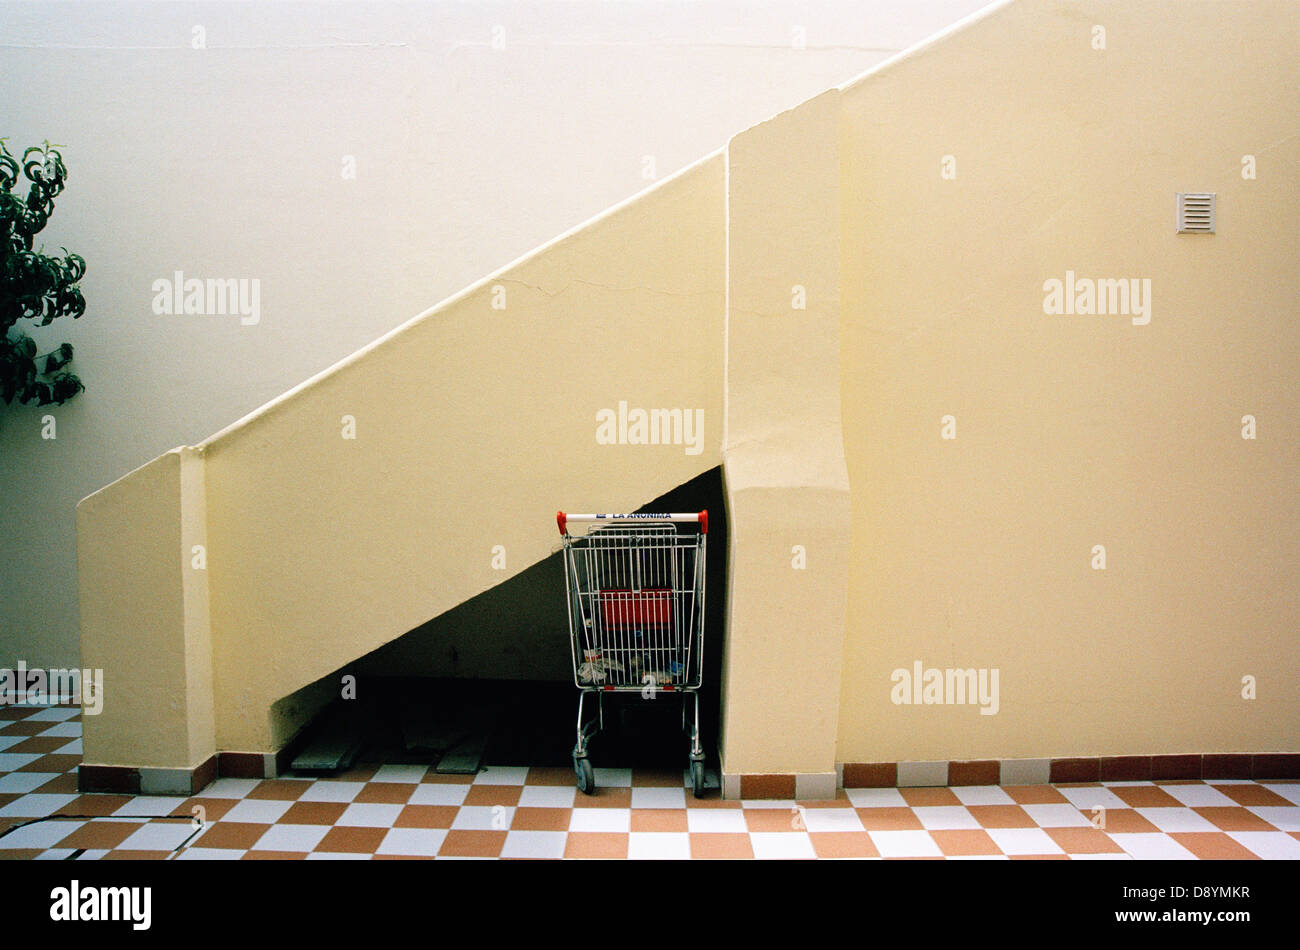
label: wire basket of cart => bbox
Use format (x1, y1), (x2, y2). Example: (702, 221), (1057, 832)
(556, 510), (708, 796)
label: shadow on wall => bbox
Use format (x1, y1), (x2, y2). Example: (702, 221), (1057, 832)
(270, 466), (730, 762)
(356, 548), (573, 681)
(353, 466), (729, 686)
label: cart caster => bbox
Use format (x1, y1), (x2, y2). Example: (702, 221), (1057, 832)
(575, 756), (596, 795)
(690, 760), (706, 798)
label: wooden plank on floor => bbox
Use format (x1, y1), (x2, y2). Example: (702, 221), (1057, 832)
(435, 731), (489, 774)
(291, 707), (365, 772)
(434, 704), (499, 774)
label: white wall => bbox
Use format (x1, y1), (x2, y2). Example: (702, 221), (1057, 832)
(0, 0), (990, 668)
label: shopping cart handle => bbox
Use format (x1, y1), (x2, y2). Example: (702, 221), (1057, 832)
(557, 510), (707, 535)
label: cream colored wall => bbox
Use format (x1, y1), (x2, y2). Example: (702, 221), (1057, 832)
(77, 448), (213, 768)
(201, 156), (726, 753)
(2, 0), (987, 673)
(77, 152), (725, 766)
(836, 0), (1300, 763)
(720, 91), (852, 784)
(72, 0), (1300, 779)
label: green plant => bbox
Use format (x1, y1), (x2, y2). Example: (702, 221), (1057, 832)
(1, 139), (86, 407)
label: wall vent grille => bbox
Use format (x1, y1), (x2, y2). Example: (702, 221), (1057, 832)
(1177, 192), (1216, 233)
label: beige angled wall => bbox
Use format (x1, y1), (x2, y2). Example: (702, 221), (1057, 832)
(74, 0), (1299, 782)
(77, 447), (213, 769)
(836, 0), (1300, 764)
(720, 90), (852, 790)
(76, 154), (725, 766)
(3, 0), (988, 676)
(200, 155), (726, 754)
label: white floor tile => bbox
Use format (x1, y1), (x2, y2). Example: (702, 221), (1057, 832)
(219, 798), (293, 824)
(952, 786), (1015, 806)
(1245, 807), (1300, 832)
(750, 832), (817, 859)
(1157, 784), (1236, 807)
(0, 772), (59, 795)
(1057, 786), (1127, 810)
(1262, 783), (1300, 805)
(1134, 808), (1218, 833)
(0, 753), (42, 773)
(370, 765), (429, 784)
(869, 830), (942, 858)
(0, 818), (85, 849)
(685, 809), (747, 833)
(432, 855), (492, 861)
(914, 806), (980, 830)
(500, 830), (566, 859)
(112, 796), (188, 817)
(0, 735), (27, 752)
(800, 808), (866, 833)
(25, 707), (80, 722)
(36, 848), (77, 859)
(408, 783), (470, 807)
(55, 739), (83, 755)
(1227, 831), (1300, 859)
(305, 851), (370, 860)
(450, 805), (514, 831)
(117, 820), (201, 851)
(194, 778), (260, 799)
(376, 827), (447, 857)
(36, 722), (81, 738)
(845, 787), (907, 808)
(627, 832), (691, 860)
(474, 766), (529, 786)
(568, 808), (630, 833)
(1022, 804), (1092, 828)
(1110, 833), (1198, 860)
(985, 828), (1065, 855)
(0, 792), (79, 818)
(1070, 852), (1133, 860)
(631, 787), (686, 809)
(337, 803), (404, 827)
(175, 847), (243, 860)
(298, 781), (366, 803)
(517, 785), (576, 808)
(251, 823), (331, 852)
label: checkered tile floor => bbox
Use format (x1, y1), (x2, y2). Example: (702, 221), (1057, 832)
(3, 704), (1299, 859)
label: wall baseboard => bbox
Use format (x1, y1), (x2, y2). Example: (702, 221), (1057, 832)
(78, 755), (218, 796)
(840, 754), (1300, 788)
(78, 751), (267, 794)
(721, 771), (838, 800)
(77, 751), (1300, 798)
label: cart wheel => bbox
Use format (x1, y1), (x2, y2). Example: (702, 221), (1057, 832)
(575, 756), (596, 795)
(690, 760), (706, 798)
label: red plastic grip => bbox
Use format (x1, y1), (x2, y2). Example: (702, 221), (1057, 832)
(698, 510), (708, 534)
(556, 511), (567, 536)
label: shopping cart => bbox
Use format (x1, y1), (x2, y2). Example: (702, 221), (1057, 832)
(556, 511), (709, 796)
